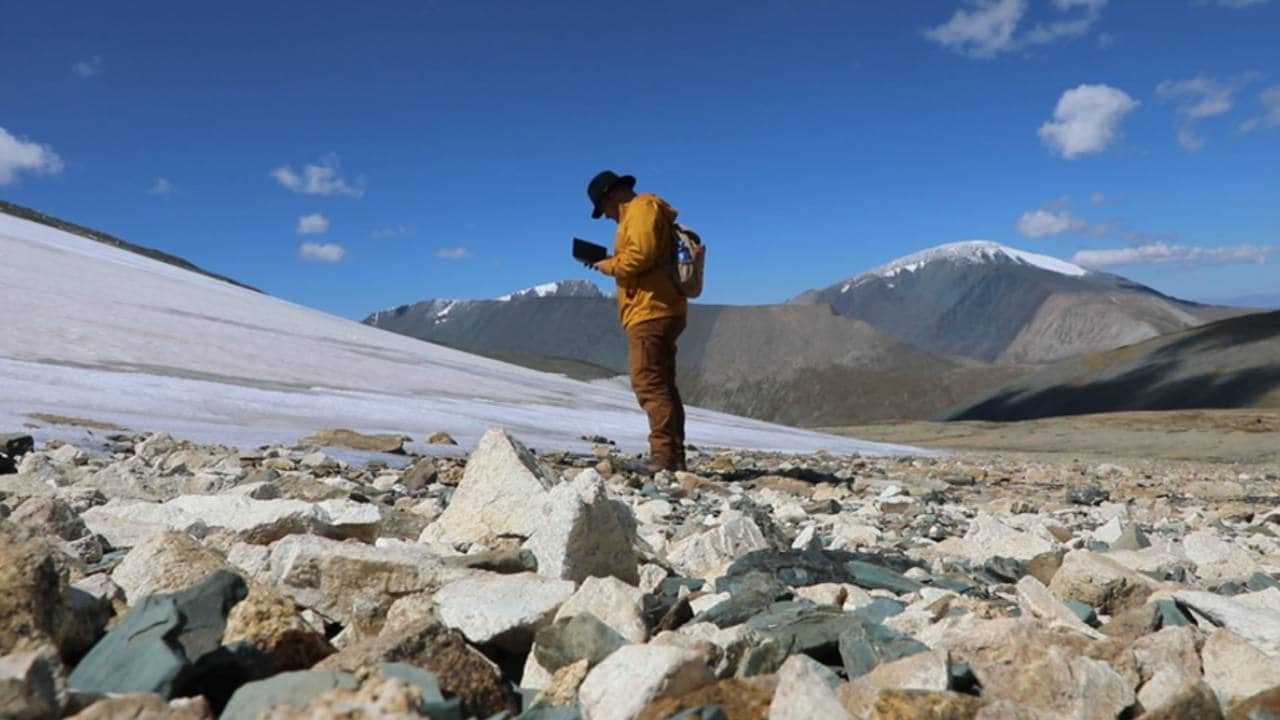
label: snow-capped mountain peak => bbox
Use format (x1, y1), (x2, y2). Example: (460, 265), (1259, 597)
(496, 280), (607, 301)
(841, 240), (1088, 293)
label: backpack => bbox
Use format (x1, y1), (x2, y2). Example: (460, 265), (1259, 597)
(669, 223), (706, 298)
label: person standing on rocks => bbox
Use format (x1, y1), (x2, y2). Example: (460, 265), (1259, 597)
(586, 170), (688, 473)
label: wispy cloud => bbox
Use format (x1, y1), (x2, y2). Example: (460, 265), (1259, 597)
(296, 213), (330, 235)
(1090, 192), (1106, 206)
(148, 177), (173, 196)
(271, 154), (365, 198)
(1156, 74), (1256, 151)
(1072, 242), (1276, 268)
(369, 224), (415, 239)
(0, 127), (64, 185)
(436, 247), (471, 260)
(1016, 208), (1089, 238)
(1038, 84), (1139, 158)
(925, 0), (1107, 58)
(299, 242), (347, 263)
(1239, 85), (1280, 133)
(72, 56), (103, 79)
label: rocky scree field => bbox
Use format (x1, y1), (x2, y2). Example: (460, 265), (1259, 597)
(4, 424), (1280, 719)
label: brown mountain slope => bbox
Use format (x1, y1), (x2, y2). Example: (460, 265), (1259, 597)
(941, 310), (1280, 421)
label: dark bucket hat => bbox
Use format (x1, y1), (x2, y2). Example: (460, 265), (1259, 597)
(587, 170), (636, 219)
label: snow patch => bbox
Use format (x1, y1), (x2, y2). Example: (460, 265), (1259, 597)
(0, 210), (925, 457)
(841, 240), (1088, 290)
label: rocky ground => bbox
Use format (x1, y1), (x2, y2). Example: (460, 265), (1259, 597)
(2, 421), (1280, 719)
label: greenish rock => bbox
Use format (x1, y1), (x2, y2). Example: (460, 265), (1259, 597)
(737, 637), (791, 677)
(691, 588), (780, 628)
(1155, 599), (1192, 628)
(746, 603), (853, 666)
(929, 575), (980, 594)
(982, 556), (1028, 583)
(709, 570), (787, 599)
(1065, 600), (1098, 626)
(533, 614), (626, 672)
(838, 618), (930, 678)
(1248, 573), (1280, 592)
(850, 598), (907, 625)
(67, 569), (247, 698)
(379, 663), (463, 720)
(718, 549), (922, 592)
(221, 669), (357, 720)
(846, 560), (924, 594)
(659, 577), (705, 597)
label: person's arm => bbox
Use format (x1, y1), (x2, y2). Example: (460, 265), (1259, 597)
(597, 198), (664, 279)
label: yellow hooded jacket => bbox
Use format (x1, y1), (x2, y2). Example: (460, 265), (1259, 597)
(598, 193), (688, 329)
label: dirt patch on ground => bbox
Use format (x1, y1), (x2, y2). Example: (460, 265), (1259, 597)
(827, 409), (1280, 466)
(25, 413), (130, 432)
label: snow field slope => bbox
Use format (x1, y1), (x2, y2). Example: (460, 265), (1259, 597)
(0, 211), (924, 456)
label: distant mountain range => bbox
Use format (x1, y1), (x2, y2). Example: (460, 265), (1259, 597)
(789, 240), (1245, 363)
(363, 292), (1032, 426)
(942, 309), (1280, 421)
(362, 240), (1254, 425)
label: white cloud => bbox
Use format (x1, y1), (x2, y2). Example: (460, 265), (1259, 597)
(435, 247), (471, 260)
(1016, 208), (1088, 238)
(1235, 84), (1280, 134)
(299, 242), (346, 263)
(1038, 84), (1139, 158)
(925, 0), (1026, 58)
(0, 127), (65, 185)
(925, 0), (1106, 58)
(1156, 76), (1235, 119)
(369, 224), (415, 239)
(1261, 85), (1280, 127)
(148, 178), (173, 196)
(1090, 192), (1106, 206)
(296, 213), (330, 235)
(1157, 74), (1262, 150)
(271, 155), (364, 198)
(1072, 242), (1276, 268)
(72, 56), (103, 78)
(1176, 126), (1206, 152)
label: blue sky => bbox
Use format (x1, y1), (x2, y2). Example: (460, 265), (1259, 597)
(1, 0), (1277, 318)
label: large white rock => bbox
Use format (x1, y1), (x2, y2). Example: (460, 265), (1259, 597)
(231, 534), (467, 626)
(1015, 575), (1104, 640)
(111, 531), (238, 601)
(420, 429), (559, 545)
(315, 498), (383, 542)
(1200, 628), (1280, 705)
(1182, 530), (1263, 585)
(1048, 550), (1156, 615)
(83, 494), (361, 547)
(81, 500), (208, 548)
(769, 654), (849, 720)
(168, 495), (323, 543)
(523, 470), (638, 585)
(435, 572), (575, 652)
(578, 645), (715, 720)
(553, 576), (648, 643)
(665, 516), (769, 580)
(1174, 590), (1280, 657)
(931, 513), (1056, 563)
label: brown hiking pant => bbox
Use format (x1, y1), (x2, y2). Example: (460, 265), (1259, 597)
(626, 315), (687, 468)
